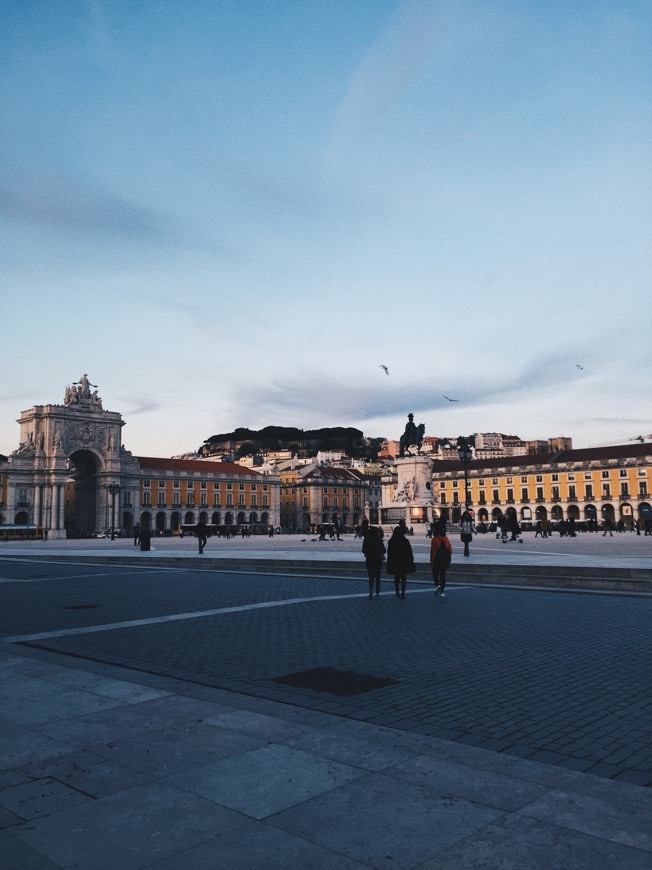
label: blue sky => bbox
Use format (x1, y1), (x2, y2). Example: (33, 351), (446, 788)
(2, 0), (651, 456)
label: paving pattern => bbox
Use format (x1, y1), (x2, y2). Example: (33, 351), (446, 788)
(2, 557), (651, 788)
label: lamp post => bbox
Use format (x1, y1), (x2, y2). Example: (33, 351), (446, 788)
(457, 437), (472, 510)
(108, 484), (121, 541)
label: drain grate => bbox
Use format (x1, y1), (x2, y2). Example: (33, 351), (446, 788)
(273, 666), (397, 696)
(65, 604), (100, 610)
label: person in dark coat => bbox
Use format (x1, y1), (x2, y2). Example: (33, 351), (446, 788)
(362, 526), (386, 599)
(429, 522), (452, 597)
(362, 526), (385, 599)
(196, 519), (208, 554)
(386, 525), (415, 599)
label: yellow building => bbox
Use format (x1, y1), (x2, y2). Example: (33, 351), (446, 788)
(433, 443), (652, 529)
(281, 462), (367, 533)
(134, 457), (279, 535)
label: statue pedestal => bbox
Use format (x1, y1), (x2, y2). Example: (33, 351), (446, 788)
(380, 455), (435, 534)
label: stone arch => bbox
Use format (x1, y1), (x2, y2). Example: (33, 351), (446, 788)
(156, 511), (166, 534)
(66, 448), (102, 536)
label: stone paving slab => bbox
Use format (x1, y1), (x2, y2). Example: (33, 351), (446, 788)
(0, 650), (649, 869)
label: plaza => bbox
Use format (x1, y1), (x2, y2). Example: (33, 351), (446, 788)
(0, 533), (651, 867)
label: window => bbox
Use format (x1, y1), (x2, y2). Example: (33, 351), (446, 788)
(506, 477), (513, 484)
(200, 492), (207, 506)
(123, 492), (132, 506)
(567, 474), (575, 481)
(173, 492), (180, 506)
(602, 484), (611, 498)
(251, 494), (257, 507)
(536, 487), (544, 500)
(552, 474), (559, 482)
(143, 480), (151, 489)
(226, 483), (233, 490)
(159, 480), (166, 488)
(507, 488), (514, 502)
(323, 496), (329, 508)
(479, 489), (486, 503)
(213, 492), (220, 506)
(143, 492), (151, 506)
(186, 492), (195, 506)
(239, 483), (245, 491)
(584, 472), (592, 480)
(157, 492), (166, 506)
(640, 482), (648, 496)
(552, 486), (560, 500)
(568, 485), (576, 500)
(453, 492), (459, 504)
(239, 494), (245, 506)
(440, 481), (446, 488)
(521, 476), (528, 483)
(585, 484), (593, 499)
(521, 488), (529, 501)
(303, 497), (308, 508)
(620, 482), (629, 497)
(452, 480), (458, 488)
(492, 489), (499, 503)
(479, 479), (485, 486)
(262, 494), (269, 507)
(492, 478), (499, 485)
(174, 480), (180, 488)
(201, 481), (207, 489)
(536, 475), (543, 483)
(602, 471), (609, 479)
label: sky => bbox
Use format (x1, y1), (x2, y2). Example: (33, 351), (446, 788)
(2, 0), (651, 457)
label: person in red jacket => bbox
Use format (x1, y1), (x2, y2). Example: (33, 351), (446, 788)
(430, 522), (452, 597)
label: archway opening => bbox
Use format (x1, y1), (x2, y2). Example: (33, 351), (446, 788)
(65, 449), (101, 537)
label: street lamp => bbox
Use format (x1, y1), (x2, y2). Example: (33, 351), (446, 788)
(108, 484), (121, 541)
(457, 437), (473, 510)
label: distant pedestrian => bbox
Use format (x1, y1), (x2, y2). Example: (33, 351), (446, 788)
(602, 519), (614, 537)
(133, 523), (141, 546)
(460, 510), (474, 556)
(43, 528), (48, 542)
(362, 526), (386, 599)
(196, 519), (208, 554)
(430, 523), (452, 598)
(386, 525), (415, 599)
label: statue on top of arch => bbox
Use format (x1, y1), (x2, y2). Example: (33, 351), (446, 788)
(64, 374), (103, 410)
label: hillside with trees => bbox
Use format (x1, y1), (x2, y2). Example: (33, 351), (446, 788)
(201, 426), (384, 459)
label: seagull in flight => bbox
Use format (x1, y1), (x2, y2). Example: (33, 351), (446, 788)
(443, 395), (459, 402)
(576, 364), (584, 370)
(379, 365), (389, 375)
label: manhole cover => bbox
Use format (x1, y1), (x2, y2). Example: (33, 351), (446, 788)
(273, 666), (397, 696)
(65, 604), (100, 610)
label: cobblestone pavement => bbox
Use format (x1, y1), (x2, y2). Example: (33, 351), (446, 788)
(2, 558), (651, 788)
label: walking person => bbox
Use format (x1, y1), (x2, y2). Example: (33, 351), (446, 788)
(133, 522), (141, 546)
(386, 525), (415, 599)
(430, 522), (452, 598)
(196, 518), (208, 554)
(460, 510), (475, 556)
(362, 525), (385, 599)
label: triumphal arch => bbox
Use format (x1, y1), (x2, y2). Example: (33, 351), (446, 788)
(7, 375), (135, 538)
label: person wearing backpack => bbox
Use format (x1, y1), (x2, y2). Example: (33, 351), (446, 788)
(430, 522), (452, 597)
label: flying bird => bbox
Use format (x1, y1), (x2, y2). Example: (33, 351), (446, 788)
(379, 365), (389, 375)
(443, 395), (459, 402)
(576, 364), (584, 370)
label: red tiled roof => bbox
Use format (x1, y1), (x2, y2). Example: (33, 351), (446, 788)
(136, 457), (261, 476)
(432, 442), (652, 473)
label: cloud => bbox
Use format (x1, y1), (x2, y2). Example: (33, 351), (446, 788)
(0, 171), (175, 243)
(116, 396), (161, 417)
(231, 351), (604, 429)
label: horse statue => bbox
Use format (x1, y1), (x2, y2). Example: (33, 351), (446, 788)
(399, 413), (425, 457)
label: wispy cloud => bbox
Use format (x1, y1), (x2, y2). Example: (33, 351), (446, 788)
(233, 351), (603, 428)
(0, 172), (174, 242)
